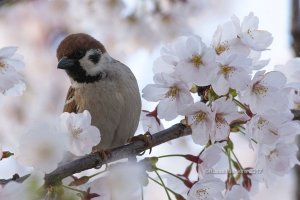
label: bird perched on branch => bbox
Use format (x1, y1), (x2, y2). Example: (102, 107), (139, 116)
(56, 33), (141, 149)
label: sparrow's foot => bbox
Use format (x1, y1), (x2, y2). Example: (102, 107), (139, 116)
(92, 147), (111, 169)
(128, 132), (153, 155)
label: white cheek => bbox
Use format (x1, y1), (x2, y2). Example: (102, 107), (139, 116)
(80, 52), (112, 76)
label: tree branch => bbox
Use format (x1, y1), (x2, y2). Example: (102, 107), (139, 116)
(44, 123), (191, 187)
(41, 109), (300, 187)
(0, 174), (30, 185)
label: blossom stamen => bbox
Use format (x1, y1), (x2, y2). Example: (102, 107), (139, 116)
(194, 111), (207, 123)
(257, 117), (268, 130)
(220, 65), (234, 78)
(0, 60), (6, 69)
(196, 188), (209, 198)
(215, 44), (227, 55)
(215, 113), (226, 128)
(267, 149), (279, 161)
(71, 127), (83, 138)
(166, 86), (179, 99)
(190, 54), (203, 67)
(252, 82), (268, 95)
(38, 146), (52, 159)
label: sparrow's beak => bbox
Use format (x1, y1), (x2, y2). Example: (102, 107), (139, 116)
(57, 57), (75, 70)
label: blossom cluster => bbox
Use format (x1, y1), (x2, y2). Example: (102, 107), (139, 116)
(142, 12), (300, 199)
(0, 10), (299, 200)
(0, 47), (25, 96)
(17, 111), (101, 173)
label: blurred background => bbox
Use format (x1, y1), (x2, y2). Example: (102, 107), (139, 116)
(0, 0), (297, 199)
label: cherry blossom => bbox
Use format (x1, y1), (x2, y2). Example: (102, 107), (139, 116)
(154, 36), (218, 85)
(180, 101), (214, 145)
(59, 110), (101, 156)
(174, 35), (217, 86)
(249, 51), (269, 70)
(187, 176), (225, 200)
(140, 109), (164, 134)
(142, 73), (193, 120)
(224, 184), (250, 200)
(162, 174), (189, 199)
(211, 97), (248, 142)
(0, 47), (26, 96)
(212, 54), (252, 95)
(198, 143), (225, 178)
(108, 162), (147, 199)
(88, 162), (147, 200)
(212, 22), (250, 57)
(275, 58), (300, 109)
(0, 172), (49, 200)
(87, 177), (110, 200)
(153, 40), (182, 74)
(245, 110), (299, 145)
(241, 71), (288, 113)
(16, 123), (67, 173)
(257, 142), (299, 179)
(0, 182), (27, 200)
(232, 12), (273, 51)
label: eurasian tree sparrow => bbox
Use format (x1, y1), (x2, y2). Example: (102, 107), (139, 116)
(56, 33), (141, 149)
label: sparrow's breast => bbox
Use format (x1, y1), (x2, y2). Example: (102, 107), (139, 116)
(73, 69), (141, 148)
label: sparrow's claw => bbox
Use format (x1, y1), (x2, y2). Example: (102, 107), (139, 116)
(128, 132), (153, 155)
(92, 147), (111, 169)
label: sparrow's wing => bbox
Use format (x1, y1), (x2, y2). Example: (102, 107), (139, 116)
(63, 87), (78, 113)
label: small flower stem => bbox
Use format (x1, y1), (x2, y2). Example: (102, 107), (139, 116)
(88, 170), (107, 179)
(62, 185), (84, 194)
(227, 149), (233, 173)
(148, 175), (179, 198)
(239, 130), (258, 144)
(156, 167), (186, 182)
(232, 98), (247, 111)
(231, 149), (244, 170)
(157, 154), (187, 159)
(154, 170), (172, 200)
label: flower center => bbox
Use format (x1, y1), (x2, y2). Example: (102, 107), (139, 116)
(126, 15), (138, 24)
(257, 117), (268, 130)
(215, 44), (227, 55)
(215, 113), (226, 128)
(161, 14), (172, 24)
(191, 54), (203, 67)
(194, 111), (207, 123)
(267, 149), (279, 161)
(220, 65), (234, 78)
(196, 188), (209, 199)
(38, 146), (53, 159)
(252, 82), (267, 95)
(166, 86), (179, 99)
(71, 127), (83, 138)
(0, 60), (6, 69)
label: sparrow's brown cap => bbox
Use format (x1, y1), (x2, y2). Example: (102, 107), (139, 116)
(56, 33), (106, 60)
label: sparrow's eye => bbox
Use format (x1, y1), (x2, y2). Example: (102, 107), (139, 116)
(74, 49), (85, 59)
(88, 53), (101, 64)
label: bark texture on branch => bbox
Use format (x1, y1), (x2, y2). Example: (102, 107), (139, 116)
(44, 123), (191, 187)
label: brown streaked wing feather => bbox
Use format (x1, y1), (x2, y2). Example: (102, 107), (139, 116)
(63, 87), (78, 113)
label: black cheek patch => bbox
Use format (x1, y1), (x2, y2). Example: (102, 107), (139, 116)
(88, 53), (100, 64)
(65, 61), (103, 83)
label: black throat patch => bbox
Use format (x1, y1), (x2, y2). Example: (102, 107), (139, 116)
(66, 61), (105, 83)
